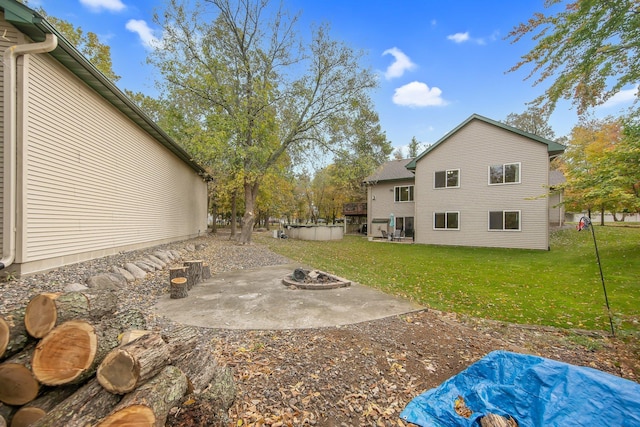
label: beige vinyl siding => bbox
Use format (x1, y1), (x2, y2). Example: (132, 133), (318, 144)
(367, 179), (414, 237)
(15, 53), (206, 272)
(0, 15), (23, 256)
(414, 120), (550, 250)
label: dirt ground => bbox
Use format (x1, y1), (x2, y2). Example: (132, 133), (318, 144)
(167, 307), (639, 426)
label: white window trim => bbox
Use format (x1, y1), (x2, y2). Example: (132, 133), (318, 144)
(488, 162), (521, 185)
(433, 211), (460, 230)
(394, 185), (414, 203)
(488, 210), (521, 231)
(434, 169), (460, 189)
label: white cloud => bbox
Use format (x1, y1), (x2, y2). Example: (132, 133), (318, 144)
(382, 47), (417, 80)
(80, 0), (126, 12)
(126, 19), (160, 49)
(600, 86), (638, 108)
(447, 31), (488, 45)
(392, 81), (447, 107)
(447, 32), (469, 43)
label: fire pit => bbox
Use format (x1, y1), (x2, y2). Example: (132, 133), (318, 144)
(283, 268), (351, 290)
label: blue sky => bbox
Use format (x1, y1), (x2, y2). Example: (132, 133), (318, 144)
(31, 0), (636, 153)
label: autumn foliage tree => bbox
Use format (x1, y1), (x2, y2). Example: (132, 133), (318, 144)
(508, 0), (640, 116)
(150, 0), (377, 244)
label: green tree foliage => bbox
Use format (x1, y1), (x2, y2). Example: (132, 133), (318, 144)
(151, 0), (377, 244)
(408, 137), (422, 158)
(558, 117), (628, 222)
(40, 12), (120, 82)
(508, 0), (640, 115)
(504, 106), (557, 140)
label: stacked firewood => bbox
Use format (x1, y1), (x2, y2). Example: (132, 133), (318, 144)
(0, 285), (231, 426)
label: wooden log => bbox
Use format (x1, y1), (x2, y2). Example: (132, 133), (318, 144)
(183, 260), (203, 290)
(97, 332), (170, 394)
(119, 330), (151, 346)
(31, 378), (121, 427)
(97, 365), (188, 427)
(0, 402), (16, 427)
(10, 386), (77, 427)
(0, 309), (31, 361)
(169, 277), (188, 299)
(0, 415), (5, 427)
(162, 326), (201, 358)
(479, 413), (519, 427)
(0, 343), (39, 406)
(32, 310), (146, 386)
(24, 291), (116, 339)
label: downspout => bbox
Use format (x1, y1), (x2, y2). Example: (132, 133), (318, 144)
(1, 33), (58, 270)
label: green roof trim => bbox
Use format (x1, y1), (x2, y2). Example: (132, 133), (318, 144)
(405, 114), (566, 170)
(0, 0), (211, 181)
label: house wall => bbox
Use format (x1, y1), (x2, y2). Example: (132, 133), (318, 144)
(4, 38), (207, 275)
(548, 190), (564, 226)
(414, 120), (550, 250)
(367, 179), (414, 238)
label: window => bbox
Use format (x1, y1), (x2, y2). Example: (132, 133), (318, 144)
(434, 211), (459, 230)
(434, 169), (460, 188)
(489, 210), (520, 231)
(395, 185), (414, 202)
(489, 162), (520, 185)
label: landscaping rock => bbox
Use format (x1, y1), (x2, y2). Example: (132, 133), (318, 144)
(85, 273), (126, 291)
(111, 266), (136, 283)
(124, 263), (147, 280)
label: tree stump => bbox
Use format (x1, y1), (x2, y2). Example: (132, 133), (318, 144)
(97, 365), (187, 427)
(183, 260), (203, 290)
(202, 263), (211, 280)
(0, 309), (31, 361)
(0, 343), (39, 406)
(169, 266), (187, 282)
(97, 332), (171, 394)
(31, 378), (121, 427)
(170, 277), (188, 299)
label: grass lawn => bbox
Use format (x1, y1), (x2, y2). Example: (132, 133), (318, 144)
(255, 225), (640, 335)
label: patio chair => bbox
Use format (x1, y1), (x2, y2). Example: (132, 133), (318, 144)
(381, 230), (388, 240)
(393, 230), (405, 241)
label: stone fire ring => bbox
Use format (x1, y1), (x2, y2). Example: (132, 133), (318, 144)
(282, 270), (351, 290)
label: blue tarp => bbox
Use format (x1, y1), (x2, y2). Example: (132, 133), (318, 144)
(400, 350), (640, 427)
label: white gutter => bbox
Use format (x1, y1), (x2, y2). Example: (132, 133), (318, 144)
(1, 33), (58, 270)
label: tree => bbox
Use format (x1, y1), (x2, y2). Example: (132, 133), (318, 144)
(151, 0), (377, 244)
(558, 117), (623, 223)
(508, 0), (640, 115)
(40, 12), (120, 82)
(504, 106), (556, 140)
(407, 137), (422, 158)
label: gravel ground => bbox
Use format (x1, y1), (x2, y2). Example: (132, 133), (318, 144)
(2, 230), (638, 427)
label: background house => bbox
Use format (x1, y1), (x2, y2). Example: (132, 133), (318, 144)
(363, 158), (415, 239)
(407, 114), (565, 250)
(1, 1), (210, 276)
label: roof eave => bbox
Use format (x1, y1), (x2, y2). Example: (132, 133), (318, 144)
(1, 1), (212, 181)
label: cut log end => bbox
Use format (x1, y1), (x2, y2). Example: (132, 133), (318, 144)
(97, 350), (138, 394)
(97, 404), (155, 427)
(9, 406), (46, 427)
(0, 363), (39, 405)
(32, 320), (97, 386)
(170, 277), (188, 299)
(0, 318), (9, 358)
(25, 293), (59, 339)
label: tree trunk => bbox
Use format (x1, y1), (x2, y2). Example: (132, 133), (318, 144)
(31, 378), (121, 427)
(97, 365), (187, 427)
(600, 205), (605, 226)
(162, 326), (201, 360)
(0, 343), (39, 406)
(169, 266), (187, 282)
(169, 277), (188, 299)
(119, 330), (151, 346)
(230, 191), (237, 238)
(32, 310), (146, 386)
(97, 332), (170, 394)
(0, 308), (31, 361)
(202, 264), (211, 280)
(239, 180), (259, 244)
(25, 292), (116, 339)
